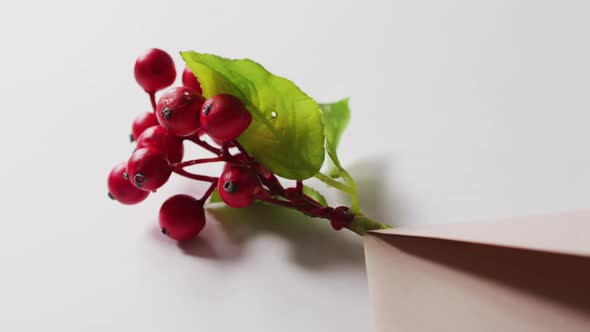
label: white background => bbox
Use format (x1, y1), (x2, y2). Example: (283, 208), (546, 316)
(1, 0), (589, 331)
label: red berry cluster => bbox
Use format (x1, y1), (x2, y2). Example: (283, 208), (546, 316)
(108, 48), (354, 242)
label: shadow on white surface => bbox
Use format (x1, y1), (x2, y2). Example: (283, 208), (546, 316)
(185, 204), (366, 271)
(176, 233), (222, 260)
(145, 157), (402, 272)
(347, 157), (406, 227)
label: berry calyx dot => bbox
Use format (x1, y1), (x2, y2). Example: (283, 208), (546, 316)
(134, 173), (146, 188)
(203, 103), (212, 116)
(107, 162), (149, 205)
(223, 180), (237, 193)
(161, 107), (172, 120)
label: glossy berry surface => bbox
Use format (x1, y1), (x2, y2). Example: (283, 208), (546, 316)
(200, 94), (252, 142)
(131, 112), (158, 141)
(134, 48), (176, 93)
(107, 162), (149, 205)
(159, 194), (206, 241)
(218, 164), (260, 208)
(136, 125), (184, 164)
(156, 86), (205, 137)
(126, 147), (171, 192)
(181, 67), (202, 95)
(198, 130), (224, 147)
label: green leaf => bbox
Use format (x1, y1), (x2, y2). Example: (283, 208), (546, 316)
(319, 98), (351, 178)
(209, 185), (327, 211)
(303, 185), (328, 207)
(208, 189), (223, 204)
(181, 51), (325, 180)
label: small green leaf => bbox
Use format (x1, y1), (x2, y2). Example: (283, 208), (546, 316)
(208, 189), (223, 204)
(181, 51), (325, 180)
(319, 98), (351, 178)
(303, 185), (328, 207)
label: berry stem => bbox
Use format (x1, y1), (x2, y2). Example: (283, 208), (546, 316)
(180, 134), (389, 236)
(233, 140), (253, 162)
(257, 190), (318, 212)
(339, 169), (360, 213)
(185, 135), (222, 155)
(314, 172), (354, 194)
(302, 193), (324, 208)
(221, 142), (232, 158)
(302, 206), (334, 219)
(149, 91), (157, 112)
(315, 171), (361, 216)
(233, 139), (285, 196)
(259, 188), (387, 235)
(257, 194), (300, 209)
(173, 169), (217, 182)
(199, 178), (219, 203)
(346, 213), (391, 235)
(256, 188), (328, 215)
(172, 157), (223, 170)
(266, 177), (286, 196)
(295, 180), (303, 193)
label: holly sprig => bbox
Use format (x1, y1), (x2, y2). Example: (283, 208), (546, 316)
(107, 49), (390, 242)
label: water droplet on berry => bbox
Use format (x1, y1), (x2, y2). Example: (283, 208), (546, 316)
(123, 172), (129, 180)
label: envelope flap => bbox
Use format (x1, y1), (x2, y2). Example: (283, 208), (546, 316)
(370, 210), (590, 257)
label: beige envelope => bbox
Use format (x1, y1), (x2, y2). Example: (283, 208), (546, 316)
(364, 210), (590, 332)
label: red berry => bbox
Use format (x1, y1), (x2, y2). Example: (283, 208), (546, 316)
(200, 94), (252, 142)
(126, 147), (171, 192)
(159, 194), (206, 241)
(156, 87), (205, 137)
(181, 67), (202, 95)
(218, 164), (261, 208)
(131, 112), (158, 141)
(136, 125), (184, 164)
(330, 206), (353, 231)
(198, 130), (224, 147)
(107, 162), (149, 204)
(134, 48), (176, 93)
(253, 160), (274, 181)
